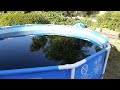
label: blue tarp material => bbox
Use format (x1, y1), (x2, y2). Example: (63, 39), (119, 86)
(73, 22), (86, 28)
(0, 23), (108, 48)
(0, 23), (110, 79)
(73, 23), (108, 48)
(0, 66), (71, 79)
(75, 46), (107, 79)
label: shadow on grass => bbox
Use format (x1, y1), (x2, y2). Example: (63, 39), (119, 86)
(109, 44), (120, 61)
(104, 44), (120, 79)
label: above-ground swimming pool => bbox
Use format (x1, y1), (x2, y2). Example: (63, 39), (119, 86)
(0, 23), (111, 79)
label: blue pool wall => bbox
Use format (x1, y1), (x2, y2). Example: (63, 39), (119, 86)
(0, 24), (111, 79)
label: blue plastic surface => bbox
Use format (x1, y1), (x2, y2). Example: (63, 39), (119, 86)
(73, 22), (86, 28)
(0, 23), (110, 79)
(0, 66), (71, 79)
(0, 24), (108, 48)
(74, 48), (106, 79)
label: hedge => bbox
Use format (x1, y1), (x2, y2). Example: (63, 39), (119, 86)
(96, 12), (120, 32)
(0, 12), (79, 26)
(0, 13), (50, 26)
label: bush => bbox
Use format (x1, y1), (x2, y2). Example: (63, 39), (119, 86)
(96, 12), (120, 32)
(0, 11), (92, 27)
(0, 13), (50, 26)
(40, 11), (82, 25)
(0, 12), (78, 26)
(41, 12), (67, 24)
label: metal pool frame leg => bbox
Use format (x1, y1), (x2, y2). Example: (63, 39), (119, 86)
(71, 68), (75, 79)
(101, 43), (111, 79)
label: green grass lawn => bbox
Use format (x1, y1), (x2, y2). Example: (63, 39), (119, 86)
(104, 38), (120, 79)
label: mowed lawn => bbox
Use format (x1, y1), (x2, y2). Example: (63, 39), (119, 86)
(104, 38), (120, 79)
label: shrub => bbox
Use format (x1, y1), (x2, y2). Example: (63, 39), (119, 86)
(0, 13), (50, 26)
(0, 11), (94, 27)
(96, 12), (120, 32)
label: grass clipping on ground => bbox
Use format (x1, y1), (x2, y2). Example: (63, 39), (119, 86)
(104, 38), (120, 79)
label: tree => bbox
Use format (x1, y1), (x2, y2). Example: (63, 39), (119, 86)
(0, 11), (7, 14)
(24, 11), (32, 13)
(62, 11), (77, 17)
(77, 11), (99, 17)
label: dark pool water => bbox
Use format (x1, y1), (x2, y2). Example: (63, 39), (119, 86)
(0, 35), (101, 70)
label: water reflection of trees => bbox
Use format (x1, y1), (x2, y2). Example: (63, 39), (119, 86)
(30, 35), (96, 64)
(31, 36), (47, 51)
